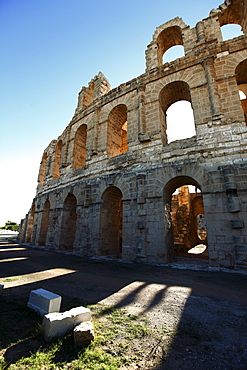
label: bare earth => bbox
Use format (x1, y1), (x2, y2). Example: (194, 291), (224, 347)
(0, 235), (247, 369)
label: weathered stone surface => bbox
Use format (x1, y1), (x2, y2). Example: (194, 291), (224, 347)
(73, 321), (95, 347)
(42, 306), (91, 341)
(20, 0), (247, 271)
(27, 288), (61, 316)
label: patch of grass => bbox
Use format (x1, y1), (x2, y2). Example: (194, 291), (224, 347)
(3, 277), (19, 282)
(0, 297), (42, 348)
(0, 299), (156, 370)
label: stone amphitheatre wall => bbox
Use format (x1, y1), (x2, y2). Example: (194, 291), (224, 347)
(20, 0), (247, 270)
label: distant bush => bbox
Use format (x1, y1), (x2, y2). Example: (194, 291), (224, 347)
(0, 221), (19, 232)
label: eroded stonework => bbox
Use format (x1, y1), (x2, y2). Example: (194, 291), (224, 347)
(20, 0), (247, 270)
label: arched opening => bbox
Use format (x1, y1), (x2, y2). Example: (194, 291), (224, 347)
(163, 45), (185, 64)
(157, 26), (184, 66)
(26, 204), (35, 243)
(38, 152), (47, 187)
(107, 104), (128, 157)
(52, 140), (62, 179)
(59, 193), (77, 250)
(164, 177), (208, 263)
(99, 186), (123, 256)
(235, 59), (247, 124)
(73, 124), (87, 170)
(221, 24), (244, 41)
(166, 100), (196, 143)
(218, 1), (247, 35)
(159, 81), (196, 144)
(38, 200), (50, 246)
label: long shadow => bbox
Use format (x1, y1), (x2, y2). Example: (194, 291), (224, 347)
(1, 239), (247, 369)
(153, 293), (247, 370)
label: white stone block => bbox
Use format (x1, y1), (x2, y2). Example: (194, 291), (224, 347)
(73, 321), (95, 347)
(27, 288), (61, 316)
(42, 306), (91, 341)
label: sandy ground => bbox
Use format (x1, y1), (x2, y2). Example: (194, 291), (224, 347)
(1, 236), (247, 369)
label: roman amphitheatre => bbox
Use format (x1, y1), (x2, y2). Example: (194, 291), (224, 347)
(20, 0), (247, 272)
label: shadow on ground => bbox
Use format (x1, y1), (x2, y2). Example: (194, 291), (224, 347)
(1, 238), (247, 369)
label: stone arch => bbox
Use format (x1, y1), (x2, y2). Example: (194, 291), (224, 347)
(156, 26), (184, 65)
(26, 204), (35, 243)
(99, 186), (123, 256)
(73, 124), (87, 170)
(146, 18), (190, 70)
(52, 140), (62, 179)
(235, 59), (247, 124)
(217, 0), (247, 34)
(38, 152), (47, 187)
(159, 81), (196, 144)
(163, 176), (208, 261)
(107, 104), (128, 157)
(59, 193), (77, 250)
(38, 199), (50, 246)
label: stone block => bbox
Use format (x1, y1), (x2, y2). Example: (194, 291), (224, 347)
(231, 219), (244, 229)
(27, 288), (61, 316)
(122, 245), (136, 261)
(73, 321), (95, 347)
(42, 306), (91, 341)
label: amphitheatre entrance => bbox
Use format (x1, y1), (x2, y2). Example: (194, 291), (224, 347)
(164, 176), (208, 262)
(99, 186), (123, 256)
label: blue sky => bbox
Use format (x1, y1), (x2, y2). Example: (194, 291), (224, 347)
(0, 0), (241, 226)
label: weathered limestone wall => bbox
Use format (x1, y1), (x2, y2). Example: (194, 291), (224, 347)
(21, 0), (247, 271)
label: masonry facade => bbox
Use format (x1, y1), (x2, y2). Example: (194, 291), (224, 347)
(20, 0), (247, 271)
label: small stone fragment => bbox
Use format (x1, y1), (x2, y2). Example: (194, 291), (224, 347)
(73, 321), (95, 347)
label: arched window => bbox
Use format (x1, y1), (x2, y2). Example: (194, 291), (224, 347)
(38, 152), (47, 187)
(52, 140), (62, 178)
(107, 104), (128, 157)
(163, 45), (185, 64)
(157, 26), (184, 66)
(221, 24), (244, 41)
(218, 1), (247, 36)
(99, 186), (123, 256)
(159, 81), (196, 144)
(73, 124), (87, 170)
(60, 193), (77, 250)
(235, 59), (247, 124)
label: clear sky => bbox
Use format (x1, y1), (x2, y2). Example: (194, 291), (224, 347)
(0, 0), (241, 226)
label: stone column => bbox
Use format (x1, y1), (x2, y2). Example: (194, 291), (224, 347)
(202, 57), (222, 119)
(92, 108), (100, 155)
(138, 85), (150, 142)
(137, 174), (146, 204)
(196, 21), (206, 43)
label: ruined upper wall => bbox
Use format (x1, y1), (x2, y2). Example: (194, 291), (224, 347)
(36, 0), (247, 193)
(145, 0), (246, 71)
(75, 72), (110, 113)
(216, 0), (247, 32)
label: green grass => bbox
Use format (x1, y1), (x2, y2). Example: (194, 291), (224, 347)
(2, 278), (19, 282)
(0, 298), (152, 370)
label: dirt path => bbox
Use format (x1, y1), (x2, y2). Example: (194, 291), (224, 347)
(1, 237), (247, 369)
